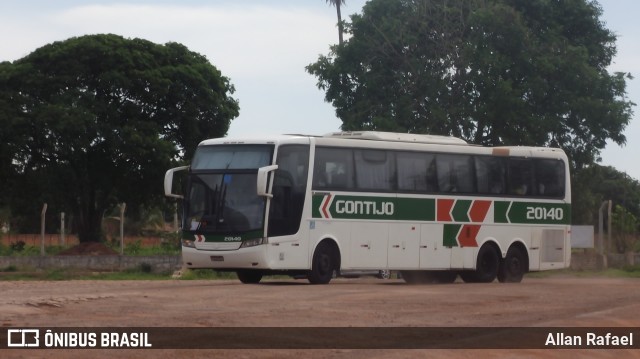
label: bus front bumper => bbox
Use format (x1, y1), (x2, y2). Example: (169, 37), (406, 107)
(181, 245), (270, 270)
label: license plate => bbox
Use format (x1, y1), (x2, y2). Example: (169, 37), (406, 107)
(210, 256), (224, 262)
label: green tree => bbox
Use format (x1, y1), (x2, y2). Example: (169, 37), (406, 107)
(611, 205), (638, 253)
(572, 165), (640, 228)
(307, 0), (634, 169)
(0, 34), (239, 242)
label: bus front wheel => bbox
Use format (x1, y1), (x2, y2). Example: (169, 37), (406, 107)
(237, 270), (263, 284)
(308, 241), (338, 284)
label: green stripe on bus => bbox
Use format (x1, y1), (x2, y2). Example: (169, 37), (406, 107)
(395, 197), (436, 221)
(443, 224), (460, 247)
(312, 194), (435, 221)
(502, 202), (571, 225)
(313, 194), (570, 225)
(494, 201), (511, 223)
(451, 200), (472, 222)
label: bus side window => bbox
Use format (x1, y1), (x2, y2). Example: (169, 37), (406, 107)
(436, 155), (455, 192)
(508, 158), (534, 196)
(436, 154), (474, 193)
(269, 145), (309, 237)
(329, 163), (349, 188)
(535, 159), (565, 197)
(397, 152), (438, 193)
(313, 162), (328, 188)
(313, 147), (354, 190)
(475, 156), (506, 195)
(354, 149), (394, 191)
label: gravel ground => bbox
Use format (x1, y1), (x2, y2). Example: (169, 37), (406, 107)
(1, 276), (639, 358)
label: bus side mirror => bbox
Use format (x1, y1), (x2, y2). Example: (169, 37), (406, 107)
(164, 166), (189, 199)
(257, 165), (279, 198)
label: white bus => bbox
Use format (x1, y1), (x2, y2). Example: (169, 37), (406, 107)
(164, 131), (571, 284)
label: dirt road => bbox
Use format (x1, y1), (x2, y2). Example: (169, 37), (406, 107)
(2, 276), (640, 358)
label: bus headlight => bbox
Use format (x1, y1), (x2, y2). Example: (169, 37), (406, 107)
(240, 237), (268, 248)
(182, 239), (196, 248)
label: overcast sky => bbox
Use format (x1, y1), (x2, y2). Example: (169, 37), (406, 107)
(1, 0), (638, 180)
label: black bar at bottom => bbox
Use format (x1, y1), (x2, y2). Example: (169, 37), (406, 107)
(1, 327), (638, 349)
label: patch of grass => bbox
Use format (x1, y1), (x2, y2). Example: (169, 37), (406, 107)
(624, 264), (640, 270)
(0, 268), (72, 281)
(0, 243), (41, 256)
(527, 267), (640, 279)
(0, 243), (180, 257)
(125, 240), (143, 255)
(45, 268), (76, 280)
(523, 269), (556, 278)
(621, 264), (640, 276)
(44, 245), (72, 255)
(0, 267), (238, 281)
(0, 244), (77, 256)
(125, 246), (180, 256)
(1, 264), (18, 272)
(573, 268), (640, 278)
(105, 241), (181, 256)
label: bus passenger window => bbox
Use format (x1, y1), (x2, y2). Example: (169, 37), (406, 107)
(354, 149), (394, 191)
(436, 154), (474, 193)
(513, 184), (528, 195)
(475, 156), (506, 195)
(313, 147), (354, 190)
(269, 145), (309, 237)
(508, 159), (533, 196)
(535, 159), (565, 197)
(328, 163), (349, 188)
(397, 152), (437, 192)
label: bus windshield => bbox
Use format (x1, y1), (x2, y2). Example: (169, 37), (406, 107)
(191, 145), (272, 170)
(185, 145), (273, 234)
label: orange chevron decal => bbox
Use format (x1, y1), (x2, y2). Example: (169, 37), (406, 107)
(321, 194), (333, 219)
(437, 199), (455, 221)
(469, 200), (491, 222)
(457, 225), (481, 247)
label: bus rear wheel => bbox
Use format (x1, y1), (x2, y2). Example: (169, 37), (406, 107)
(498, 246), (526, 283)
(400, 270), (457, 284)
(434, 271), (458, 283)
(308, 241), (338, 284)
(400, 271), (423, 284)
(461, 245), (500, 283)
(236, 270), (263, 284)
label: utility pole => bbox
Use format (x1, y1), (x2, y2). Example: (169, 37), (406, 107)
(119, 203), (126, 255)
(607, 200), (612, 254)
(40, 203), (47, 256)
(173, 202), (179, 231)
(60, 212), (65, 246)
(598, 200), (612, 269)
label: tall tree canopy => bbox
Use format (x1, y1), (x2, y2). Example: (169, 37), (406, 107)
(572, 165), (640, 252)
(307, 0), (634, 168)
(0, 34), (239, 241)
(573, 165), (640, 225)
